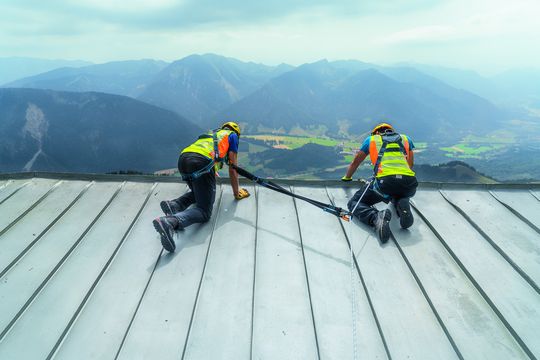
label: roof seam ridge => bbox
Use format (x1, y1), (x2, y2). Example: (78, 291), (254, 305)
(488, 190), (540, 235)
(114, 183), (186, 360)
(390, 232), (464, 359)
(249, 185), (259, 360)
(47, 182), (158, 359)
(438, 190), (540, 296)
(114, 249), (164, 359)
(180, 186), (225, 360)
(410, 201), (536, 360)
(290, 185), (322, 360)
(0, 180), (62, 239)
(529, 189), (540, 201)
(0, 181), (95, 280)
(0, 181), (125, 343)
(324, 186), (392, 360)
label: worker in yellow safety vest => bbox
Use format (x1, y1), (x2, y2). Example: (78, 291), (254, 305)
(342, 122), (418, 243)
(153, 121), (250, 252)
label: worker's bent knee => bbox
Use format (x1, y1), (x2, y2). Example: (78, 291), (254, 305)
(200, 209), (213, 222)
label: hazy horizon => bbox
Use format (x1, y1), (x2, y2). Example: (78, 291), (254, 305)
(1, 0), (539, 76)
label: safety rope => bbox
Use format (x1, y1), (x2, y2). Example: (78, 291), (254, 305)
(231, 164), (351, 221)
(234, 163), (376, 359)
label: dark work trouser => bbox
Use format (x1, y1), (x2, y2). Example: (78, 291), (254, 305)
(347, 175), (418, 226)
(170, 153), (216, 228)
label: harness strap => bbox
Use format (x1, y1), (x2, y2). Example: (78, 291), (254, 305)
(181, 159), (215, 181)
(212, 130), (222, 163)
(373, 140), (388, 176)
(373, 179), (391, 199)
(373, 134), (408, 176)
(182, 129), (232, 181)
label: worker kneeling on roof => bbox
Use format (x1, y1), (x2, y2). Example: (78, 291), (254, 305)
(153, 121), (250, 252)
(342, 122), (418, 243)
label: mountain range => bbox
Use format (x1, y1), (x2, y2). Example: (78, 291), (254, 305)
(5, 54), (527, 142)
(2, 54), (539, 177)
(0, 88), (201, 173)
(136, 54), (293, 121)
(217, 60), (504, 140)
(0, 57), (91, 85)
(6, 59), (168, 98)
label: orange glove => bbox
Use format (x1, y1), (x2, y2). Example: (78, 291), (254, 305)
(235, 188), (250, 200)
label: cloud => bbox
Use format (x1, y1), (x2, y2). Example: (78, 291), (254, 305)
(71, 0), (179, 12)
(0, 0), (441, 34)
(0, 0), (538, 73)
(381, 26), (456, 44)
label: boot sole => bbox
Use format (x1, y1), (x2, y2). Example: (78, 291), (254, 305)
(153, 219), (176, 252)
(397, 199), (414, 229)
(377, 209), (392, 244)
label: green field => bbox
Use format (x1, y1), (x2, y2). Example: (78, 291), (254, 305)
(239, 132), (520, 179)
(439, 143), (506, 158)
(244, 134), (359, 150)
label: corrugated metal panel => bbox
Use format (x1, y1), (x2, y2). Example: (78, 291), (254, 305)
(413, 190), (539, 359)
(117, 185), (223, 360)
(330, 187), (459, 360)
(297, 186), (388, 360)
(251, 186), (319, 359)
(0, 175), (539, 360)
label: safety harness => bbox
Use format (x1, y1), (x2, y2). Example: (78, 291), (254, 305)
(231, 164), (352, 221)
(180, 129), (227, 181)
(372, 133), (407, 177)
(370, 133), (408, 199)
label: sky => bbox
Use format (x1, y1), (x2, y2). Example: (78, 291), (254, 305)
(1, 0), (539, 75)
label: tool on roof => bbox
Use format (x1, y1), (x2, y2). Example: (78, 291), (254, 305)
(230, 164), (352, 221)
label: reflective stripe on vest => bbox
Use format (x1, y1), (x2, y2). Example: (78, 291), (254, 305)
(369, 134), (415, 178)
(181, 129), (233, 161)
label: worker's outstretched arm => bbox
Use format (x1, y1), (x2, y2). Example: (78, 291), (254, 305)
(343, 151), (368, 180)
(228, 151), (250, 200)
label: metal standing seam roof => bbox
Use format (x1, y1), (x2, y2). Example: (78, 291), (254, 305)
(0, 173), (539, 360)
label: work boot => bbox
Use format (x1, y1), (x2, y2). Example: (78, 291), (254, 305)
(153, 216), (181, 252)
(160, 200), (181, 216)
(396, 198), (414, 229)
(374, 209), (392, 244)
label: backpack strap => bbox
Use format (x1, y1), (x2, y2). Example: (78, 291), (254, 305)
(373, 139), (389, 176)
(212, 129), (223, 163)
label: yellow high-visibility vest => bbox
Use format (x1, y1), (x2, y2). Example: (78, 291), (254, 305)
(368, 134), (415, 178)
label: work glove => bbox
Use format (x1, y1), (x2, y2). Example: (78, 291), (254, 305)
(235, 188), (250, 200)
(341, 176), (352, 182)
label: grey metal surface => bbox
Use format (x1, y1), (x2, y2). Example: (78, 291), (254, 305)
(53, 183), (185, 360)
(182, 186), (257, 359)
(0, 182), (153, 359)
(251, 187), (319, 360)
(0, 182), (121, 339)
(413, 190), (540, 358)
(0, 175), (539, 359)
(296, 186), (388, 360)
(393, 193), (528, 359)
(0, 178), (61, 233)
(117, 186), (223, 360)
(441, 189), (540, 291)
(0, 180), (27, 204)
(329, 187), (459, 360)
(489, 189), (540, 233)
(0, 181), (90, 276)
